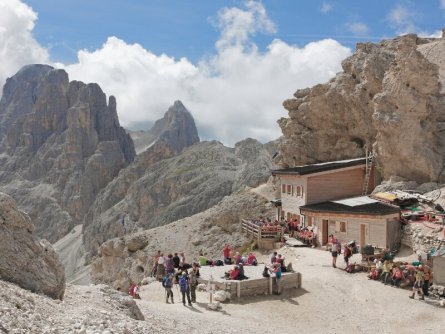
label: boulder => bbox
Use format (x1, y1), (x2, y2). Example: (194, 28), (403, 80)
(0, 192), (65, 299)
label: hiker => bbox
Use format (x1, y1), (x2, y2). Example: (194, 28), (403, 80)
(157, 253), (165, 279)
(331, 241), (339, 268)
(172, 253), (180, 268)
(179, 271), (192, 306)
(273, 262), (282, 295)
(179, 252), (186, 268)
(128, 282), (136, 297)
(381, 260), (393, 285)
(150, 250), (161, 277)
(409, 266), (425, 300)
(223, 244), (232, 264)
(165, 253), (174, 274)
(162, 273), (174, 304)
(392, 266), (404, 287)
(189, 263), (199, 303)
(422, 266), (432, 296)
(271, 251), (278, 264)
(343, 244), (352, 267)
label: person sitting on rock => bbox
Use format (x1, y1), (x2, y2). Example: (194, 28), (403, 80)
(133, 283), (141, 299)
(227, 265), (240, 280)
(233, 251), (242, 265)
(368, 267), (379, 280)
(198, 252), (207, 267)
(277, 254), (286, 272)
(246, 252), (257, 266)
(128, 282), (136, 297)
(392, 266), (404, 287)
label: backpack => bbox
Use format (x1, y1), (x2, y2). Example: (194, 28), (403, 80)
(179, 276), (189, 292)
(216, 260), (224, 266)
(162, 276), (172, 288)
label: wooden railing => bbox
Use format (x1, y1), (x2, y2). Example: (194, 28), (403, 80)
(241, 219), (283, 241)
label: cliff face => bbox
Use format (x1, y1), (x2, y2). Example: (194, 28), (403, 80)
(277, 32), (445, 183)
(0, 192), (65, 299)
(0, 65), (135, 242)
(83, 138), (273, 258)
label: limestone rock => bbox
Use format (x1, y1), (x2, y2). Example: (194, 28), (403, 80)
(84, 138), (273, 259)
(0, 192), (65, 299)
(0, 64), (135, 242)
(129, 100), (200, 154)
(277, 33), (445, 184)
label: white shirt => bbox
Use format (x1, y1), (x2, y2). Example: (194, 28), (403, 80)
(158, 256), (165, 265)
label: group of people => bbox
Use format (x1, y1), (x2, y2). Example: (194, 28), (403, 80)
(328, 235), (355, 269)
(367, 259), (433, 300)
(150, 251), (189, 280)
(161, 262), (201, 306)
(327, 234), (434, 302)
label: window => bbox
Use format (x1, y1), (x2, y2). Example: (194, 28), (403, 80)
(340, 222), (347, 233)
(296, 186), (301, 197)
(307, 216), (312, 226)
(287, 185), (292, 194)
(301, 186), (304, 197)
(282, 184), (286, 194)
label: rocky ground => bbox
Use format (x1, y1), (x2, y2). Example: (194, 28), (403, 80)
(1, 244), (443, 334)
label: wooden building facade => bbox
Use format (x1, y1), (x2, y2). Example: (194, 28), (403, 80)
(272, 157), (376, 223)
(299, 197), (401, 249)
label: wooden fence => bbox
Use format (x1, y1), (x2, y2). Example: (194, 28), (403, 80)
(241, 219), (284, 241)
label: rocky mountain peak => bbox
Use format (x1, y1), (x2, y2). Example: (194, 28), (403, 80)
(129, 100), (199, 154)
(0, 64), (136, 242)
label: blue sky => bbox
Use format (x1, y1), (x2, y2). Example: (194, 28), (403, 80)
(1, 0), (445, 145)
(24, 0), (445, 64)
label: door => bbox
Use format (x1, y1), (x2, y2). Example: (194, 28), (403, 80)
(360, 224), (369, 247)
(322, 219), (328, 245)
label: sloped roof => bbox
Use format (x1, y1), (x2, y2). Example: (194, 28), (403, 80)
(272, 157), (366, 176)
(300, 196), (400, 216)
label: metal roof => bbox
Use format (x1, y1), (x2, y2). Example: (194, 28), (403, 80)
(272, 157), (366, 176)
(300, 197), (400, 216)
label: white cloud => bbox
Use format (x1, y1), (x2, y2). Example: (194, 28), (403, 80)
(1, 0), (351, 146)
(321, 2), (333, 14)
(441, 0), (445, 10)
(0, 0), (49, 90)
(387, 4), (417, 34)
(345, 22), (369, 36)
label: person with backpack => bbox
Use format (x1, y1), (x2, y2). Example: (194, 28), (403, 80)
(189, 264), (200, 303)
(162, 273), (174, 304)
(179, 271), (192, 306)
